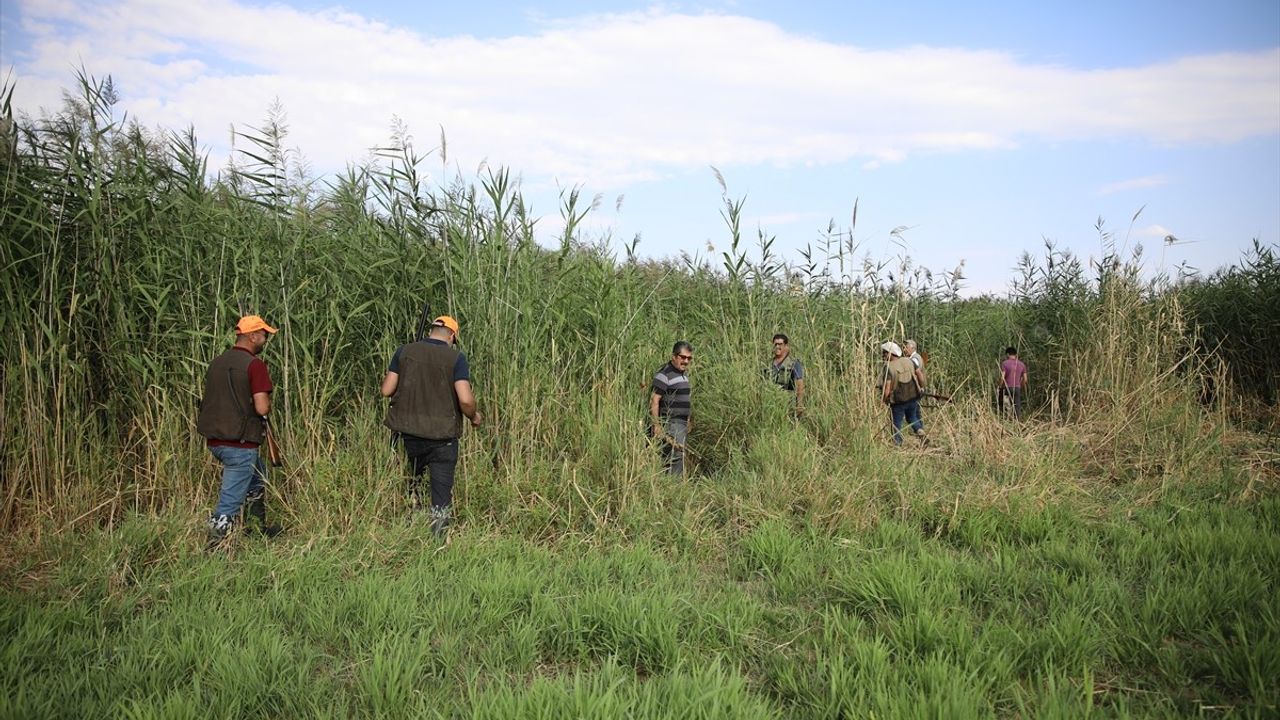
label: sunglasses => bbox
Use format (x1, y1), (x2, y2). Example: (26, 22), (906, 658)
(676, 354), (693, 361)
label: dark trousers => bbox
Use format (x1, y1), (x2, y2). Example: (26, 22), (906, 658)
(999, 386), (1023, 419)
(402, 435), (459, 508)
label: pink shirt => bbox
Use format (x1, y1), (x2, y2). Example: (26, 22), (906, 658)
(1001, 357), (1026, 388)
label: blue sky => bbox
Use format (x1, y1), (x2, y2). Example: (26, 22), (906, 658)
(3, 0), (1277, 295)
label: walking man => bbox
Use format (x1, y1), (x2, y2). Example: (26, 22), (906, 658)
(881, 341), (927, 446)
(381, 315), (482, 540)
(766, 333), (806, 415)
(197, 314), (282, 548)
(651, 341), (693, 476)
(904, 338), (928, 391)
(998, 346), (1028, 419)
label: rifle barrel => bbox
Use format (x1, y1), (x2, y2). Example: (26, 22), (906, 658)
(413, 301), (431, 341)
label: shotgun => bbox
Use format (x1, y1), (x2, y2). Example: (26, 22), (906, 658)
(413, 300), (432, 342)
(226, 368), (284, 466)
(264, 418), (284, 467)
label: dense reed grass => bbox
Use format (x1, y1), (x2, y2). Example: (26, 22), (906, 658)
(2, 72), (1277, 717)
(2, 73), (1245, 529)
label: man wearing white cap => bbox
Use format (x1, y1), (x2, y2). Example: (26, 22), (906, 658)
(880, 341), (927, 446)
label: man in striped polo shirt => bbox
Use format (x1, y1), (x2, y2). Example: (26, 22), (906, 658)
(650, 341), (694, 476)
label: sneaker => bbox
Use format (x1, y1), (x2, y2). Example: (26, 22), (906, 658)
(429, 505), (452, 542)
(244, 497), (283, 538)
(205, 514), (233, 551)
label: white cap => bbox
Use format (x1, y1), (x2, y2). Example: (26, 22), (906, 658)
(880, 341), (903, 356)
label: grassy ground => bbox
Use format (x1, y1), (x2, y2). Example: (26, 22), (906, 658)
(4, 435), (1276, 719)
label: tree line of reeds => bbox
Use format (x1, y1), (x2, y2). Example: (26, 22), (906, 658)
(0, 71), (1264, 532)
(1179, 239), (1280, 416)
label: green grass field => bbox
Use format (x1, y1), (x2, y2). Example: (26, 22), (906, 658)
(4, 429), (1277, 718)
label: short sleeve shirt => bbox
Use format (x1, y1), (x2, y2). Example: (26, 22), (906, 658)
(236, 347), (273, 396)
(389, 339), (470, 382)
(652, 362), (691, 420)
(771, 357), (804, 380)
(768, 356), (804, 391)
(1001, 358), (1026, 388)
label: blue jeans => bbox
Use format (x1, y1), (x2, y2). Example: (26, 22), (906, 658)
(209, 445), (266, 518)
(890, 399), (924, 446)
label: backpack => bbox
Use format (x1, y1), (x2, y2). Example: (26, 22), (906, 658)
(889, 358), (920, 403)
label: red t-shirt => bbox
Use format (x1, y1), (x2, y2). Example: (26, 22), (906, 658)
(208, 347), (273, 448)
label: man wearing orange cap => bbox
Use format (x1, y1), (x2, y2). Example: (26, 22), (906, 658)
(381, 315), (482, 540)
(197, 315), (281, 548)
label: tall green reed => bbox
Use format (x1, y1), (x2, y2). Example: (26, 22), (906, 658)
(0, 72), (1249, 532)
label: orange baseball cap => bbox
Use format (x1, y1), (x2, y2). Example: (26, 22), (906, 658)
(236, 315), (278, 335)
(432, 315), (460, 338)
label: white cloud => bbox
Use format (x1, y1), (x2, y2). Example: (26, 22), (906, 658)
(1099, 175), (1169, 195)
(4, 1), (1278, 190)
(1137, 224), (1175, 239)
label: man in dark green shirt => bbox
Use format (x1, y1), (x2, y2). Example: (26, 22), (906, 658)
(766, 333), (806, 415)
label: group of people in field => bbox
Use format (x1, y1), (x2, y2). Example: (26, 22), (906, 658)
(197, 313), (480, 549)
(648, 336), (1029, 474)
(647, 334), (807, 476)
(196, 313), (1027, 549)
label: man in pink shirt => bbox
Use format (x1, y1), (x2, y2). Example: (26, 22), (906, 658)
(998, 346), (1028, 419)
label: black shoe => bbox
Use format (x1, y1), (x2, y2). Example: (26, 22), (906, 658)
(244, 496), (283, 538)
(245, 522), (283, 538)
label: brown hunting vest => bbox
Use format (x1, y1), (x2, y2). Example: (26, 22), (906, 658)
(384, 341), (464, 440)
(196, 347), (266, 444)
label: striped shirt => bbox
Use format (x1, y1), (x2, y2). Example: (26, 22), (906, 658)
(652, 362), (691, 420)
